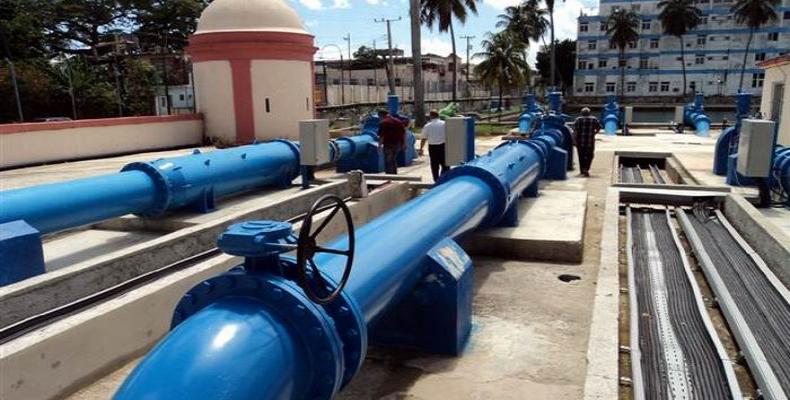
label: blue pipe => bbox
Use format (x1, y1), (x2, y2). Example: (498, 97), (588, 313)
(601, 95), (621, 136)
(0, 141), (301, 234)
(769, 146), (790, 204)
(114, 137), (551, 400)
(518, 94), (543, 133)
(683, 92), (711, 136)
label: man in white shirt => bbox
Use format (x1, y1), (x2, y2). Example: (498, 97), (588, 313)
(419, 110), (448, 181)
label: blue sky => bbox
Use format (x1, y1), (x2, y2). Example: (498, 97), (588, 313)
(290, 0), (599, 66)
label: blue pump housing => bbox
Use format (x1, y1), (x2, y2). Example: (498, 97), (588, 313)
(713, 92), (751, 180)
(518, 93), (544, 134)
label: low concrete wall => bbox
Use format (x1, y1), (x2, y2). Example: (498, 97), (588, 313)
(0, 115), (204, 169)
(0, 181), (413, 400)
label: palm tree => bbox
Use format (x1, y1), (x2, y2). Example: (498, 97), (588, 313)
(473, 31), (529, 113)
(410, 0), (426, 127)
(496, 0), (548, 45)
(421, 0), (478, 101)
(544, 0), (567, 89)
(731, 0), (779, 91)
(658, 0), (701, 100)
(495, 1), (547, 92)
(606, 9), (639, 99)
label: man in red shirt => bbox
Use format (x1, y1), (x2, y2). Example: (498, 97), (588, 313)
(377, 110), (409, 174)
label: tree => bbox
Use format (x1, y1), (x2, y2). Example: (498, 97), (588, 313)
(606, 9), (639, 99)
(535, 39), (575, 89)
(658, 0), (701, 99)
(133, 0), (209, 52)
(544, 0), (567, 88)
(495, 0), (548, 45)
(731, 0), (778, 91)
(473, 31), (529, 112)
(45, 0), (137, 55)
(411, 0), (425, 127)
(421, 0), (478, 101)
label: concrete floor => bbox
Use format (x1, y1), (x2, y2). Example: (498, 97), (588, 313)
(4, 128), (787, 400)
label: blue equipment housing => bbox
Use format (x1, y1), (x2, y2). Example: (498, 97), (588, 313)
(336, 95), (417, 173)
(770, 146), (790, 205)
(683, 93), (712, 136)
(114, 126), (569, 400)
(714, 92), (751, 176)
(518, 93), (544, 133)
(601, 95), (621, 135)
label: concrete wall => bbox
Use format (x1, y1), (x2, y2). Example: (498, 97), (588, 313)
(251, 60), (313, 139)
(0, 115), (204, 169)
(193, 61), (236, 142)
(760, 62), (790, 146)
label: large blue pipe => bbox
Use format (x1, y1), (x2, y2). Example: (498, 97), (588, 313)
(0, 141), (301, 234)
(714, 92), (752, 176)
(114, 137), (549, 400)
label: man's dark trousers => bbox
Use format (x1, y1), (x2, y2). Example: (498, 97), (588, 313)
(384, 146), (399, 174)
(428, 143), (448, 181)
(577, 145), (595, 175)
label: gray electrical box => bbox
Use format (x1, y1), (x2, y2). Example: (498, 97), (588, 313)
(445, 117), (467, 165)
(299, 119), (330, 166)
(625, 106), (634, 124)
(674, 106), (684, 124)
(736, 119), (776, 177)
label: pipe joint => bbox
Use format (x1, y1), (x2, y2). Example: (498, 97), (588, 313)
(120, 161), (186, 216)
(169, 271), (346, 400)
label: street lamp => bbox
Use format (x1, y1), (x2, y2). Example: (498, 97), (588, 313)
(321, 44), (345, 105)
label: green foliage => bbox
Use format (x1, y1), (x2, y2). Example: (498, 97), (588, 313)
(420, 0), (478, 32)
(473, 31), (529, 94)
(606, 9), (639, 50)
(658, 0), (702, 36)
(535, 39), (575, 88)
(0, 0), (211, 122)
(495, 0), (548, 44)
(352, 45), (385, 69)
(731, 0), (779, 29)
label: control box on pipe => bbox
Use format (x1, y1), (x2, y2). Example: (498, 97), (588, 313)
(300, 120), (330, 166)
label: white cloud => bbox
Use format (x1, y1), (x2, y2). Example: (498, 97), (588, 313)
(333, 0), (351, 8)
(364, 0), (380, 4)
(299, 0), (324, 10)
(482, 0), (520, 10)
(305, 19), (319, 27)
(421, 37), (454, 58)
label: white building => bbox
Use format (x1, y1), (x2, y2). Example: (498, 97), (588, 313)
(574, 0), (790, 98)
(758, 55), (789, 145)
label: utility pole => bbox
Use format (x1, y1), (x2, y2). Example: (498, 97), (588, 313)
(373, 40), (380, 103)
(410, 0), (425, 126)
(375, 17), (401, 95)
(343, 33), (353, 103)
(460, 35), (475, 97)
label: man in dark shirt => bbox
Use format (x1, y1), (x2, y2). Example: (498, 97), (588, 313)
(573, 107), (601, 177)
(377, 110), (408, 174)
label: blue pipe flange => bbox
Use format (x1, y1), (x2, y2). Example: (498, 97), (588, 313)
(120, 161), (187, 216)
(438, 161), (509, 227)
(335, 137), (357, 158)
(277, 256), (368, 387)
(328, 140), (342, 163)
(171, 271), (345, 400)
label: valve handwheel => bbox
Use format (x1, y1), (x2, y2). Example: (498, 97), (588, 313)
(296, 194), (355, 304)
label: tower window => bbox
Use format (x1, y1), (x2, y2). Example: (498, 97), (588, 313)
(580, 22), (589, 32)
(751, 73), (764, 88)
(660, 82), (670, 92)
(265, 98), (271, 113)
(588, 40), (597, 50)
(584, 82), (595, 92)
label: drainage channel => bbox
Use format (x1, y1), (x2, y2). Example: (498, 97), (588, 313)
(627, 207), (740, 400)
(678, 206), (790, 400)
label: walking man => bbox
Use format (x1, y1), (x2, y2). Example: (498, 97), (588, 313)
(573, 107), (601, 177)
(377, 110), (409, 174)
(419, 110), (448, 181)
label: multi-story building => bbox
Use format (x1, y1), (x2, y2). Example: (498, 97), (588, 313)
(574, 0), (790, 98)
